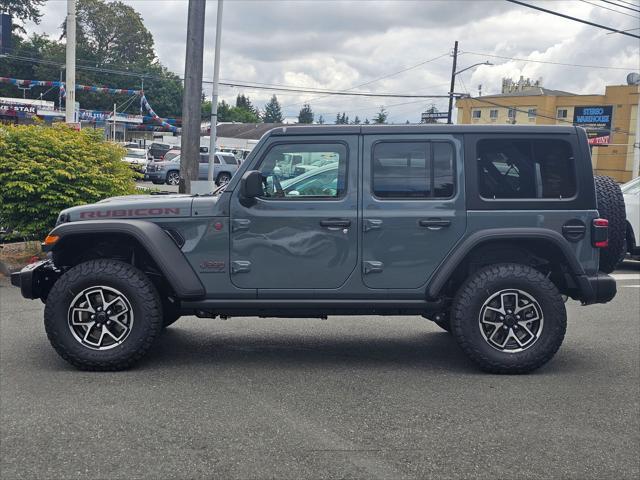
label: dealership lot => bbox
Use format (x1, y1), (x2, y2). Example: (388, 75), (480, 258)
(1, 264), (638, 480)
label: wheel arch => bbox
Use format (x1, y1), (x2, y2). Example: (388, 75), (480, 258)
(47, 220), (205, 300)
(427, 228), (588, 300)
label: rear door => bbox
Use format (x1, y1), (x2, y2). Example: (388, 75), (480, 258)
(361, 134), (466, 289)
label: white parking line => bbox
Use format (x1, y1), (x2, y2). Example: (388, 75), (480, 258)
(611, 273), (640, 281)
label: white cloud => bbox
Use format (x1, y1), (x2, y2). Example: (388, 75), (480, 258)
(24, 0), (640, 122)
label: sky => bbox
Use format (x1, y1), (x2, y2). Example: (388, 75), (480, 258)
(24, 0), (640, 123)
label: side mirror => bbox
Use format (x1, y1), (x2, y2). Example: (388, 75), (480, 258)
(240, 170), (263, 199)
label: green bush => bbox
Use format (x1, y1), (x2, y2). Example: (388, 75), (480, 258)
(0, 123), (136, 239)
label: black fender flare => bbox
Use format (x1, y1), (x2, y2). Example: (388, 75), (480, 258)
(46, 220), (205, 299)
(426, 228), (592, 300)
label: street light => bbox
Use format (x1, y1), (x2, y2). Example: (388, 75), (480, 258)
(446, 43), (492, 125)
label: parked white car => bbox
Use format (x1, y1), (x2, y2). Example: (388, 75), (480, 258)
(621, 176), (640, 259)
(122, 148), (148, 172)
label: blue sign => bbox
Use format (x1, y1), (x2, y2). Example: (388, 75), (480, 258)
(573, 105), (613, 145)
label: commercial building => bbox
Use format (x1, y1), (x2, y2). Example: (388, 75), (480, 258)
(456, 79), (639, 182)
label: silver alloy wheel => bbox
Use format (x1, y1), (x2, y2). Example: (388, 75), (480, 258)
(478, 289), (544, 353)
(217, 173), (231, 185)
(68, 286), (134, 350)
(167, 171), (180, 185)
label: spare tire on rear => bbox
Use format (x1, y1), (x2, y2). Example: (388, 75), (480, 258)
(594, 175), (626, 273)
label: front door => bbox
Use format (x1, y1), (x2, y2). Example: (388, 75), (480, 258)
(361, 135), (466, 289)
(230, 137), (359, 290)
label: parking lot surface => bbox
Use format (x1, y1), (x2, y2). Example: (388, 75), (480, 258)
(1, 264), (638, 479)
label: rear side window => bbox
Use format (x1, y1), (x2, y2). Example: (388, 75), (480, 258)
(372, 142), (454, 199)
(477, 138), (576, 200)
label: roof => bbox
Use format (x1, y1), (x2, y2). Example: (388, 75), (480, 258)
(264, 124), (578, 137)
(478, 87), (576, 98)
(216, 122), (288, 140)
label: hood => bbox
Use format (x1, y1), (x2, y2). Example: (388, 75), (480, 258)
(60, 193), (198, 222)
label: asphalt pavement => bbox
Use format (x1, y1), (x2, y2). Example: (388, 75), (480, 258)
(1, 263), (638, 479)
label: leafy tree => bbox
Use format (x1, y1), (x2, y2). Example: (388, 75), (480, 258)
(263, 95), (283, 123)
(317, 115), (325, 125)
(298, 103), (314, 124)
(373, 106), (388, 124)
(0, 0), (45, 28)
(0, 124), (136, 238)
(66, 0), (155, 67)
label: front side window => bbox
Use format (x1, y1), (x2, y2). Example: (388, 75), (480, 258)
(372, 142), (454, 199)
(256, 143), (347, 199)
(477, 138), (576, 200)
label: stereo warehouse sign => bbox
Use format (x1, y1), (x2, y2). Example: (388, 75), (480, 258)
(573, 105), (613, 145)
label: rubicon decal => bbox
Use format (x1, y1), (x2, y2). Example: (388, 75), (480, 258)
(79, 208), (181, 219)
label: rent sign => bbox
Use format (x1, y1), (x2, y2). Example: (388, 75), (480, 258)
(573, 105), (613, 145)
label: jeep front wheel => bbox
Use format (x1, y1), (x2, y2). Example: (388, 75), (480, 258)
(44, 259), (163, 370)
(450, 263), (566, 374)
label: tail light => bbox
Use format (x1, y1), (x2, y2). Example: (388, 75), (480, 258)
(592, 218), (608, 248)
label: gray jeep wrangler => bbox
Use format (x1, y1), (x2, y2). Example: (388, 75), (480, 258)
(11, 125), (624, 373)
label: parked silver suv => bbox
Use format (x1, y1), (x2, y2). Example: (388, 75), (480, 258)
(144, 152), (239, 186)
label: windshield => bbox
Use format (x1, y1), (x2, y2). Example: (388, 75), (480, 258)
(164, 151), (180, 162)
(126, 149), (146, 159)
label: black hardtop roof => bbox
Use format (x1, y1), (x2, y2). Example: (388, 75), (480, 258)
(265, 124), (578, 137)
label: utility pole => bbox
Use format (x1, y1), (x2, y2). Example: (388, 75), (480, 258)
(446, 40), (458, 125)
(65, 0), (76, 124)
(180, 0), (207, 194)
(208, 0), (224, 183)
(633, 88), (640, 179)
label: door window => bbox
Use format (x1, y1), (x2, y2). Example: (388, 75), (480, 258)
(256, 143), (347, 199)
(372, 141), (454, 199)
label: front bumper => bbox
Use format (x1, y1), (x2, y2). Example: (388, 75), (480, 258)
(143, 171), (165, 182)
(576, 272), (616, 305)
(10, 260), (60, 300)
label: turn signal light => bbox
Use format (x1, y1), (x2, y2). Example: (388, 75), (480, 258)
(43, 235), (60, 246)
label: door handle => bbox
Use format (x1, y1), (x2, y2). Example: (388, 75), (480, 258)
(419, 218), (451, 230)
(363, 261), (384, 274)
(320, 219), (351, 229)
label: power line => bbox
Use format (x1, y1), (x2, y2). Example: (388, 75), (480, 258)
(600, 0), (640, 14)
(2, 53), (456, 99)
(282, 52), (450, 110)
(505, 0), (640, 38)
(578, 0), (640, 18)
(460, 50), (634, 70)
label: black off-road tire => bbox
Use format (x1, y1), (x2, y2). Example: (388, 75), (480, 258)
(594, 175), (626, 273)
(450, 263), (567, 374)
(44, 259), (163, 371)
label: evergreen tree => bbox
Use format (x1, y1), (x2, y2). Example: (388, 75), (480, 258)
(298, 103), (314, 124)
(263, 95), (283, 123)
(318, 115), (325, 125)
(236, 94), (257, 114)
(364, 118), (370, 124)
(373, 106), (388, 124)
(335, 112), (342, 124)
(353, 116), (361, 125)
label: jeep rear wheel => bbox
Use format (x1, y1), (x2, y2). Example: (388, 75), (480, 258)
(44, 259), (163, 370)
(594, 175), (626, 273)
(450, 263), (566, 374)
